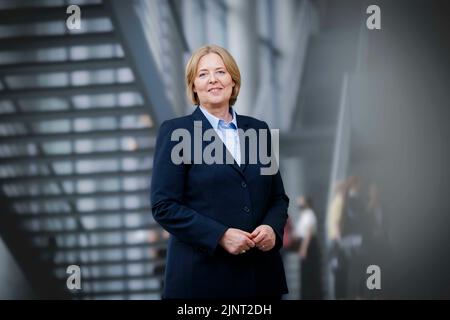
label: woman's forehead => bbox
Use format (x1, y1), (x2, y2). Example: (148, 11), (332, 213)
(197, 53), (225, 69)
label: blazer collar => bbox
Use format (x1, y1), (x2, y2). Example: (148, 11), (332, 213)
(190, 106), (249, 176)
(191, 106), (250, 131)
(198, 105), (238, 130)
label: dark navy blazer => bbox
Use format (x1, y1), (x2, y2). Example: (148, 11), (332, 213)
(151, 106), (289, 299)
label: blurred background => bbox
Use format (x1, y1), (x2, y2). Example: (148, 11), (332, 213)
(0, 0), (449, 299)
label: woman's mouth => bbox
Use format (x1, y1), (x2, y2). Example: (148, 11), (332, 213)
(208, 88), (222, 93)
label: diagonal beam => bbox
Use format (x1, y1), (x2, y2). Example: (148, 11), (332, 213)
(107, 0), (176, 125)
(0, 192), (70, 298)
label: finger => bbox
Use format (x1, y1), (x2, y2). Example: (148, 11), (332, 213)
(244, 237), (255, 248)
(250, 227), (261, 238)
(253, 232), (266, 244)
(237, 230), (255, 241)
(246, 238), (255, 248)
(238, 232), (254, 245)
(262, 237), (275, 249)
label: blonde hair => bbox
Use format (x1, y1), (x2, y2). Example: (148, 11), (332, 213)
(185, 44), (241, 106)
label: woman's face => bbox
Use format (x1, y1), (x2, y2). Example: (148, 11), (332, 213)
(193, 53), (235, 109)
(297, 196), (306, 209)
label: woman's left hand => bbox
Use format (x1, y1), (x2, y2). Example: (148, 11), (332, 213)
(251, 225), (276, 252)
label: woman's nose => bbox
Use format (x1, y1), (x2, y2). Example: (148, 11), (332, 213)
(209, 74), (217, 83)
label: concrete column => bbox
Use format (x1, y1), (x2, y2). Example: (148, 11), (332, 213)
(275, 0), (297, 80)
(226, 0), (258, 116)
(182, 0), (204, 51)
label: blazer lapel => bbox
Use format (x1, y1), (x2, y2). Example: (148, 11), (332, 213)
(190, 107), (244, 178)
(236, 114), (251, 173)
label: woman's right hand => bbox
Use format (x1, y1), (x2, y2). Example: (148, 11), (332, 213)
(219, 228), (255, 255)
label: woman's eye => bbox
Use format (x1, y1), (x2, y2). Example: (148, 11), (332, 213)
(217, 71), (225, 74)
(199, 73), (206, 78)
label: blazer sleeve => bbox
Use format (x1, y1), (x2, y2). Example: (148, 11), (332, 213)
(150, 121), (228, 256)
(261, 122), (290, 251)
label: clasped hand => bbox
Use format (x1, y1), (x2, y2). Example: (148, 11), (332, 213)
(219, 225), (276, 255)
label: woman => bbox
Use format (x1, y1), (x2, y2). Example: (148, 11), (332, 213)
(151, 45), (289, 299)
(294, 196), (322, 299)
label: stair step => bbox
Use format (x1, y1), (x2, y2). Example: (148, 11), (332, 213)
(0, 32), (117, 51)
(0, 127), (154, 144)
(28, 223), (159, 237)
(52, 257), (165, 268)
(0, 168), (153, 183)
(70, 273), (164, 283)
(0, 58), (127, 75)
(0, 82), (136, 99)
(0, 4), (106, 25)
(8, 188), (150, 203)
(80, 288), (161, 298)
(38, 241), (167, 253)
(0, 104), (146, 123)
(19, 206), (151, 220)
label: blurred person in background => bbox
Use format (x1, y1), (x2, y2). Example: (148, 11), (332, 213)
(294, 195), (322, 299)
(360, 183), (390, 299)
(365, 183), (389, 252)
(341, 176), (366, 299)
(326, 180), (346, 299)
(327, 176), (366, 299)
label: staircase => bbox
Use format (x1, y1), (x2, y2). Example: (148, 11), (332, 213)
(0, 0), (170, 299)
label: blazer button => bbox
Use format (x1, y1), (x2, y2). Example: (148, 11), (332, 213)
(243, 206), (250, 213)
(241, 181), (247, 188)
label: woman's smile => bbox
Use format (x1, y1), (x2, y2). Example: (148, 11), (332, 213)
(208, 87), (223, 94)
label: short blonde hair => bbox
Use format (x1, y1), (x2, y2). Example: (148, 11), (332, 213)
(185, 44), (241, 106)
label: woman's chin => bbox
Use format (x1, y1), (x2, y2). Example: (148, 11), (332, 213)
(205, 98), (229, 107)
